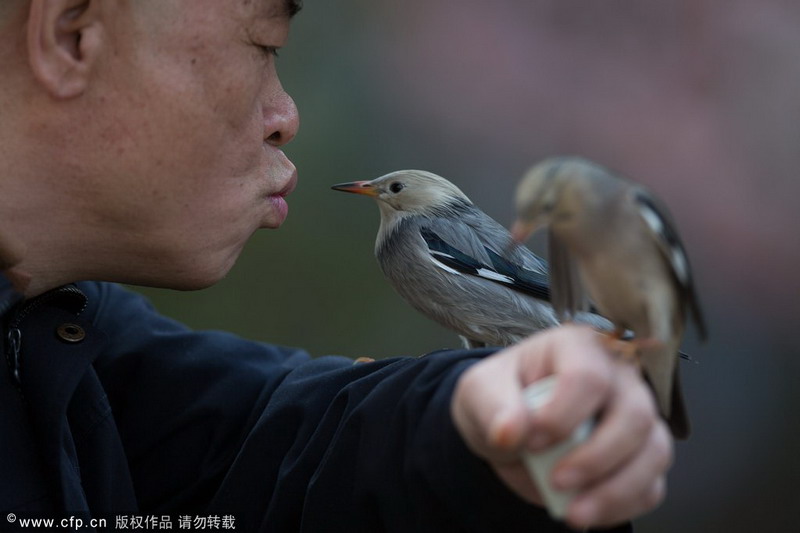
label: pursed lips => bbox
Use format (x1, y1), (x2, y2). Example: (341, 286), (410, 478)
(263, 162), (297, 225)
(272, 168), (297, 198)
(264, 147), (297, 198)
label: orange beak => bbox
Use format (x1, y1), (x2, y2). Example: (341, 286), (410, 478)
(510, 219), (538, 243)
(331, 181), (380, 197)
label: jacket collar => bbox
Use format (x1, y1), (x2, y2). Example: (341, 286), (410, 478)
(1, 275), (88, 322)
(0, 272), (24, 318)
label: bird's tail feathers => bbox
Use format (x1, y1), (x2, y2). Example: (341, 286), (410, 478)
(666, 368), (690, 439)
(639, 339), (689, 438)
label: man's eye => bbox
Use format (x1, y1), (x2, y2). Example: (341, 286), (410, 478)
(257, 45), (280, 58)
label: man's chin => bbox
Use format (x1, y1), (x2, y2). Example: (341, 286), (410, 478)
(136, 253), (241, 291)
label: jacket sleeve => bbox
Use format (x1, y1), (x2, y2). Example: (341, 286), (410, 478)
(87, 282), (628, 533)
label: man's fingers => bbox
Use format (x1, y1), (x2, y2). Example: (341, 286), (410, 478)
(451, 353), (529, 461)
(564, 420), (673, 529)
(521, 325), (614, 449)
(552, 362), (657, 490)
(454, 325), (620, 459)
(451, 324), (673, 525)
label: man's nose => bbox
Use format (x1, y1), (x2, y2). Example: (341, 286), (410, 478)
(264, 86), (299, 147)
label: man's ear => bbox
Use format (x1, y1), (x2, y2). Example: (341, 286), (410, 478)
(27, 0), (103, 99)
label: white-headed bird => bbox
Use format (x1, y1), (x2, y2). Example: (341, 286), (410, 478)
(332, 170), (610, 349)
(511, 156), (707, 438)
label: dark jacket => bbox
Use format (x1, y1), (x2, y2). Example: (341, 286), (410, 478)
(0, 276), (630, 532)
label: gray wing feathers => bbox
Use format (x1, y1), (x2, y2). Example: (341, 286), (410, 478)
(377, 213), (559, 346)
(377, 209), (610, 347)
(424, 207), (548, 275)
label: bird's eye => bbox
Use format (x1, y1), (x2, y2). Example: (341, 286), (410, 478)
(389, 182), (405, 194)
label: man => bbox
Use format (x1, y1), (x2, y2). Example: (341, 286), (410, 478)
(0, 0), (671, 531)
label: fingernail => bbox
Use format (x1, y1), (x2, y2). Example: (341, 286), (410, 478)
(489, 411), (519, 450)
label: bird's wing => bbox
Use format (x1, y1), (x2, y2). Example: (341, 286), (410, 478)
(430, 203), (549, 272)
(418, 221), (551, 302)
(547, 229), (589, 319)
(632, 188), (708, 340)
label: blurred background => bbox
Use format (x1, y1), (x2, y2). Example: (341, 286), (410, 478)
(133, 1), (800, 531)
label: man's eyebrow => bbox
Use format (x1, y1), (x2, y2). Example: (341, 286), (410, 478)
(285, 0), (302, 18)
(258, 0), (301, 19)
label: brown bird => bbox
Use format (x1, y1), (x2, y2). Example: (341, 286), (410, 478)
(511, 156), (707, 439)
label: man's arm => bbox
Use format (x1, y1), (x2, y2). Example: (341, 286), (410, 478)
(89, 282), (658, 531)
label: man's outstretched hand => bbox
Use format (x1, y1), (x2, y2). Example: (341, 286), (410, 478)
(451, 325), (673, 529)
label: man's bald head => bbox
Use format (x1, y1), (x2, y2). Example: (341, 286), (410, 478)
(0, 0), (301, 295)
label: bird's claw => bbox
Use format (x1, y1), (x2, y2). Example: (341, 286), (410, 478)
(600, 333), (642, 367)
(596, 329), (665, 369)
